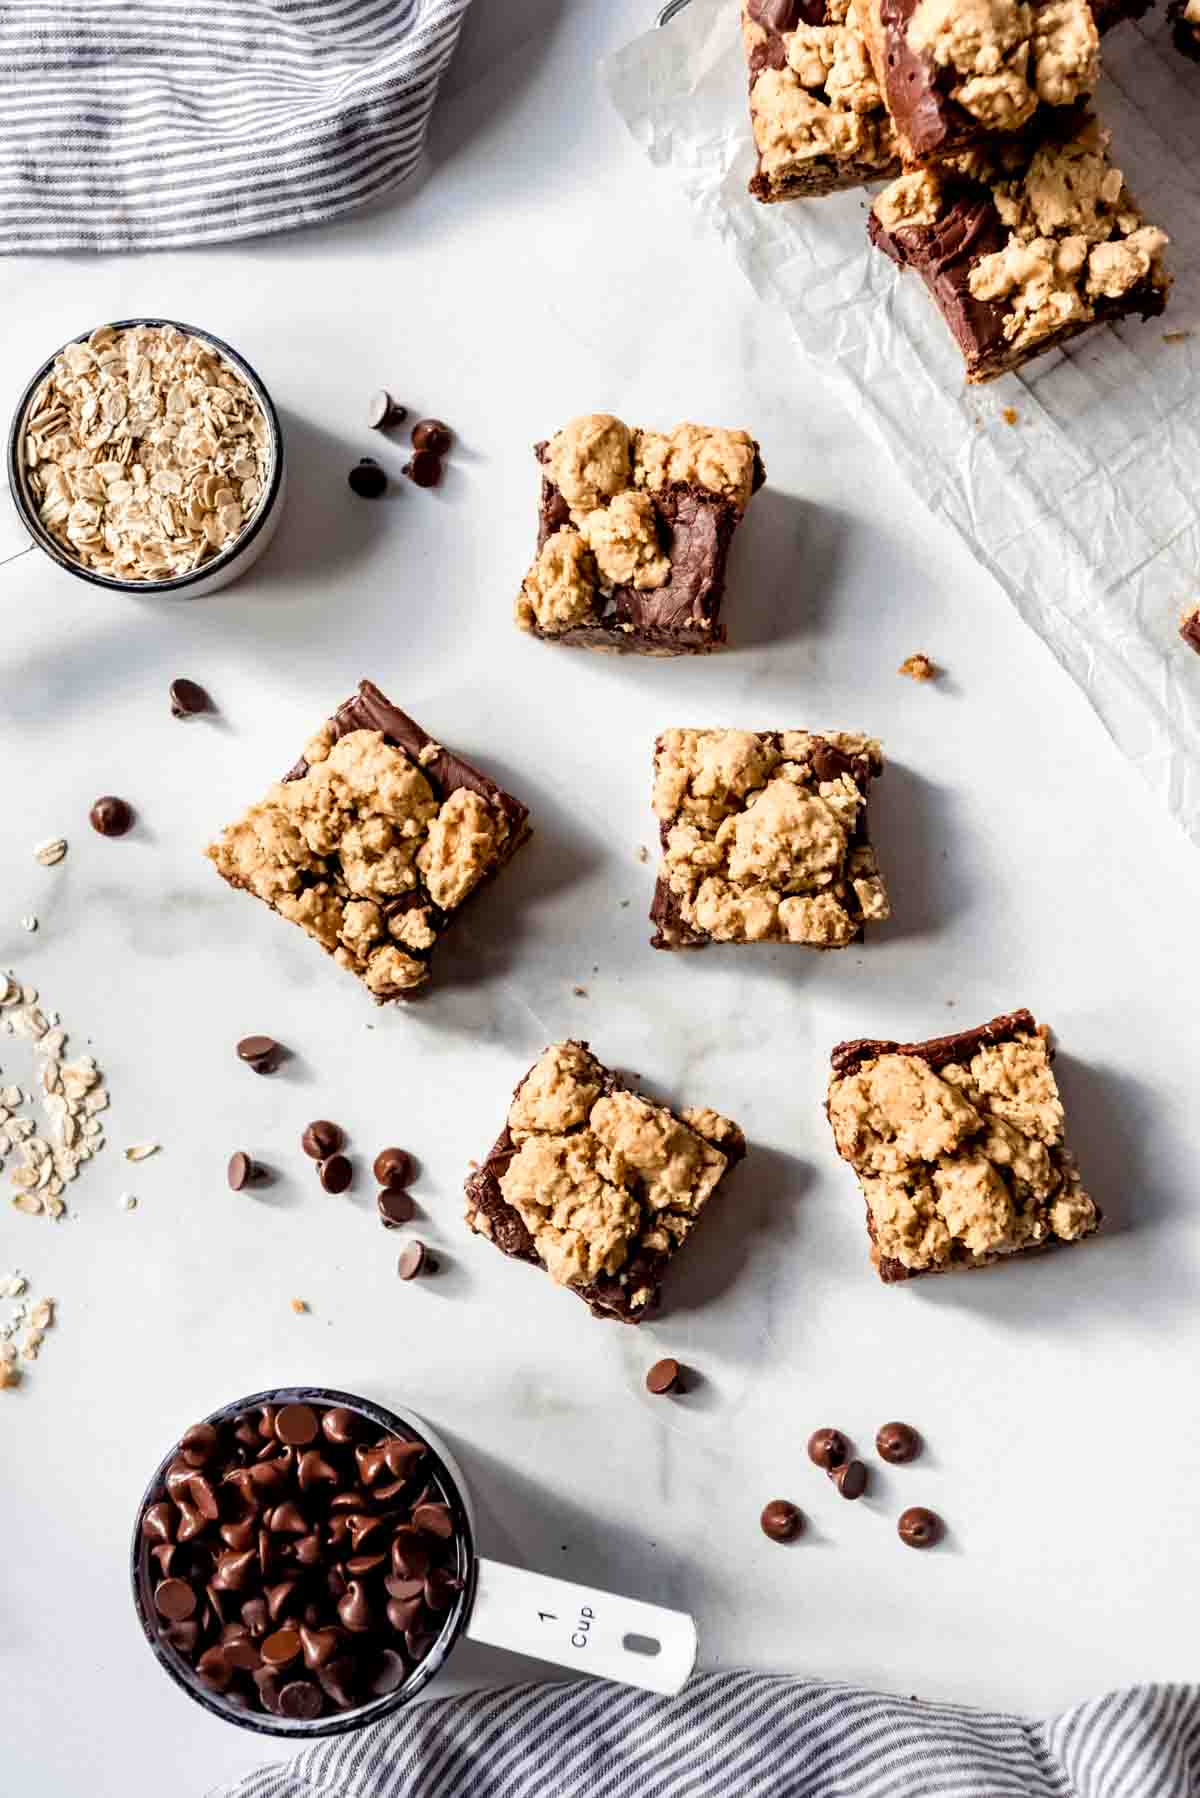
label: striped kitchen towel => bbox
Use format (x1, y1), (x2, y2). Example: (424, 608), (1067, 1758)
(0, 0), (474, 254)
(209, 1673), (1200, 1797)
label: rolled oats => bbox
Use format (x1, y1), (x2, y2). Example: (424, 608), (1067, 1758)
(22, 323), (271, 583)
(1, 971), (108, 1219)
(0, 1270), (56, 1390)
(33, 838), (67, 866)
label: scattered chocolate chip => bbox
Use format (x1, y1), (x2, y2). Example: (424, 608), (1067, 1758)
(807, 1428), (848, 1471)
(645, 1358), (682, 1395)
(170, 678), (210, 718)
(227, 1151), (266, 1192)
(829, 1460), (868, 1500)
(898, 1506), (942, 1549)
(368, 390), (407, 431)
(760, 1500), (803, 1543)
(89, 795), (134, 837)
(402, 450), (441, 488)
(236, 1035), (281, 1074)
(377, 1189), (415, 1229)
(318, 1153), (353, 1195)
(876, 1422), (921, 1465)
(373, 1147), (414, 1189)
(275, 1404), (319, 1448)
(302, 1120), (344, 1160)
(411, 418), (452, 455)
(154, 1578), (197, 1620)
(396, 1240), (427, 1281)
(348, 457), (387, 499)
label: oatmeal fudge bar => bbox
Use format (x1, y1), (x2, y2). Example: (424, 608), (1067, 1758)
(515, 414), (764, 654)
(464, 1041), (745, 1323)
(206, 680), (531, 1000)
(742, 0), (900, 202)
(650, 729), (890, 950)
(867, 115), (1169, 381)
(827, 1008), (1099, 1282)
(858, 0), (1142, 169)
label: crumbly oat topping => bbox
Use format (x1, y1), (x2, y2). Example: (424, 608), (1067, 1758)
(516, 529), (599, 634)
(578, 491), (670, 590)
(906, 0), (1097, 131)
(206, 727), (509, 998)
(749, 11), (895, 186)
(634, 422), (760, 512)
(968, 122), (1169, 348)
(873, 172), (945, 234)
(544, 414), (632, 515)
(828, 1029), (1096, 1273)
(23, 323), (270, 583)
(652, 729), (889, 947)
(495, 1044), (737, 1297)
(0, 972), (108, 1220)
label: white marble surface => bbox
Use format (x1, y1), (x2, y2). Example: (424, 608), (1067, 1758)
(3, 3), (1199, 1793)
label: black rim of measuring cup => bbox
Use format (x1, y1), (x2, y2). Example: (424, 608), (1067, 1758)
(5, 317), (284, 596)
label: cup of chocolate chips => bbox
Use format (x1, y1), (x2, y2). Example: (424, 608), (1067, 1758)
(132, 1388), (696, 1736)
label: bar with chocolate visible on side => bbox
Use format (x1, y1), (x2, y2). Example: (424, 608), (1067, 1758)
(649, 728), (890, 950)
(206, 680), (531, 1000)
(464, 1041), (745, 1323)
(867, 113), (1169, 382)
(742, 0), (900, 202)
(826, 1008), (1099, 1283)
(515, 414), (764, 654)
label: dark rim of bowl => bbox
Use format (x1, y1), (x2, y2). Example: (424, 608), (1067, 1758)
(6, 317), (284, 596)
(130, 1386), (478, 1739)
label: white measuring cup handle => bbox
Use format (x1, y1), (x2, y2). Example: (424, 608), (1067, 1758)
(466, 1558), (697, 1695)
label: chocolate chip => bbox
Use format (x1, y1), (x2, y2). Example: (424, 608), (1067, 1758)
(260, 1627), (302, 1669)
(169, 678), (210, 718)
(760, 1499), (803, 1542)
(396, 1240), (427, 1281)
(196, 1646), (233, 1691)
(402, 450), (441, 488)
(645, 1358), (682, 1395)
(321, 1407), (360, 1446)
(373, 1147), (414, 1189)
(807, 1428), (848, 1470)
(278, 1678), (323, 1719)
(227, 1151), (265, 1192)
(876, 1422), (921, 1465)
(368, 1648), (407, 1696)
(411, 418), (452, 455)
(368, 390), (407, 431)
(898, 1506), (942, 1549)
(377, 1189), (415, 1228)
(412, 1501), (453, 1540)
(181, 1422), (219, 1465)
(318, 1153), (353, 1194)
(275, 1404), (319, 1447)
(142, 1502), (175, 1544)
(236, 1034), (281, 1074)
(154, 1578), (197, 1620)
(337, 1580), (373, 1632)
(89, 795), (134, 837)
(302, 1120), (344, 1160)
(348, 457), (387, 499)
(299, 1624), (340, 1670)
(829, 1460), (868, 1500)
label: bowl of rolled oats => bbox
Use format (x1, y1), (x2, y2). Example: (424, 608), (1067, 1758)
(7, 318), (284, 595)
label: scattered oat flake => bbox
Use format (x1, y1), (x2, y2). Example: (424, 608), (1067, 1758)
(635, 846), (649, 864)
(120, 1193), (138, 1211)
(290, 1297), (308, 1315)
(898, 653), (939, 682)
(123, 1141), (159, 1162)
(33, 838), (67, 866)
(20, 916), (37, 933)
(1001, 407), (1019, 427)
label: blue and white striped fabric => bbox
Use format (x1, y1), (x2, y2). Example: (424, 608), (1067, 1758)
(209, 1673), (1200, 1798)
(0, 0), (473, 254)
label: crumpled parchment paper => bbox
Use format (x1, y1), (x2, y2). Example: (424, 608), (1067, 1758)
(605, 1), (1200, 850)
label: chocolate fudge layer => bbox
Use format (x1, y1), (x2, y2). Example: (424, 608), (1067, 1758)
(1168, 0), (1200, 59)
(650, 729), (889, 950)
(207, 681), (530, 1000)
(868, 116), (1170, 382)
(859, 0), (1139, 168)
(742, 0), (900, 203)
(827, 1009), (1098, 1282)
(464, 1041), (745, 1323)
(515, 415), (764, 655)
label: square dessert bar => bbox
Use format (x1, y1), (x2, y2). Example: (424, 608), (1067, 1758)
(515, 414), (764, 654)
(867, 115), (1169, 382)
(464, 1041), (745, 1323)
(742, 0), (900, 202)
(858, 0), (1142, 170)
(826, 1008), (1098, 1282)
(206, 679), (531, 1000)
(650, 729), (890, 950)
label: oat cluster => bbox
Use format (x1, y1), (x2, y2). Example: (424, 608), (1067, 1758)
(906, 0), (1098, 131)
(22, 323), (271, 582)
(0, 972), (108, 1220)
(744, 0), (897, 182)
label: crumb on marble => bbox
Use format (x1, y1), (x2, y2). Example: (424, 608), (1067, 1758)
(290, 1297), (308, 1315)
(1001, 407), (1019, 427)
(898, 653), (939, 682)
